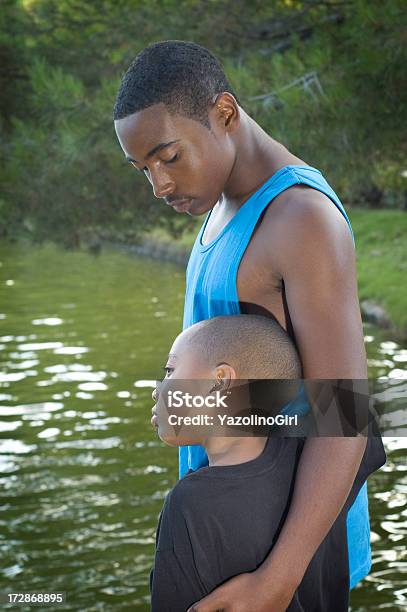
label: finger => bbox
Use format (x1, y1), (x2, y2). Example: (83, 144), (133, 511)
(186, 599), (226, 612)
(186, 602), (207, 612)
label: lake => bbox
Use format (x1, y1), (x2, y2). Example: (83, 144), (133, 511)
(0, 242), (406, 611)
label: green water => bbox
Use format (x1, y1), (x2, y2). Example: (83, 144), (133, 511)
(0, 243), (406, 611)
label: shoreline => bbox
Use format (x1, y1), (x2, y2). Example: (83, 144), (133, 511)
(101, 233), (407, 343)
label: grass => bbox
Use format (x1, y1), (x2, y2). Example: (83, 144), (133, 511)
(146, 225), (200, 248)
(147, 209), (407, 337)
(350, 208), (407, 336)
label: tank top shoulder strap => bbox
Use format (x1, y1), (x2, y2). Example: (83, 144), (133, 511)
(238, 165), (354, 244)
(233, 165), (355, 346)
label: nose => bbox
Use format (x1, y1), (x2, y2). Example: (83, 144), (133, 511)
(152, 388), (158, 402)
(150, 170), (175, 199)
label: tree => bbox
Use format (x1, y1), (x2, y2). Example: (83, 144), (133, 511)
(1, 0), (405, 246)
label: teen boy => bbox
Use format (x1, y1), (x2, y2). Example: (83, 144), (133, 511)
(149, 315), (386, 612)
(114, 41), (378, 611)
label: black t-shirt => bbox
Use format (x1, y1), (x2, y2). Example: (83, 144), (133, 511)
(150, 427), (386, 612)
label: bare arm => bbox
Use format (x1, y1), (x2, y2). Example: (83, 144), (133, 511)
(188, 192), (368, 611)
(262, 192), (368, 586)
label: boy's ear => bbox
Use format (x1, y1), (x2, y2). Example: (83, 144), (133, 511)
(213, 363), (237, 388)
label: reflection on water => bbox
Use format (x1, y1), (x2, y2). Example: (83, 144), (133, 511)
(0, 243), (406, 611)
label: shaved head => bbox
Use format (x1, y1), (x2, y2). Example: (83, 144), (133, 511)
(181, 315), (302, 379)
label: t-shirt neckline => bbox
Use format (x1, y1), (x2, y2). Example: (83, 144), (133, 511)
(186, 433), (286, 479)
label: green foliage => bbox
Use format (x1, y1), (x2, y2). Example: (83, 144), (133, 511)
(351, 209), (407, 335)
(1, 0), (405, 246)
(2, 55), (179, 246)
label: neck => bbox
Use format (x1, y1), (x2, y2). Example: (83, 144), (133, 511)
(221, 107), (306, 209)
(204, 436), (268, 467)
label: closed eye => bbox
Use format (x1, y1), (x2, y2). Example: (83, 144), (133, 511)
(135, 154), (179, 174)
(165, 153), (179, 164)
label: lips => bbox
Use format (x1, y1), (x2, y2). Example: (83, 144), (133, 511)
(167, 199), (192, 213)
(151, 408), (158, 428)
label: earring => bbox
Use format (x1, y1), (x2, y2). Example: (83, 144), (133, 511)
(209, 378), (224, 394)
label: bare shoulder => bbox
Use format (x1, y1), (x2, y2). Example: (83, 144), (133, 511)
(256, 183), (355, 276)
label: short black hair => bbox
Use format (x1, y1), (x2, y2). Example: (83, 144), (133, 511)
(183, 315), (302, 379)
(113, 40), (239, 128)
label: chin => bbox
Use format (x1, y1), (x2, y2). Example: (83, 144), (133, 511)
(161, 437), (179, 447)
(190, 198), (217, 216)
(160, 433), (201, 447)
(187, 200), (204, 216)
(160, 434), (184, 447)
(157, 426), (180, 446)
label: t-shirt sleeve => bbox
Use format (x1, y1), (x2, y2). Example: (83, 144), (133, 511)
(150, 487), (209, 612)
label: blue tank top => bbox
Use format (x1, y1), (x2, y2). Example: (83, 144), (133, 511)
(181, 165), (371, 590)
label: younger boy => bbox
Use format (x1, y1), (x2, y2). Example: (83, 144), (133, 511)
(149, 314), (386, 612)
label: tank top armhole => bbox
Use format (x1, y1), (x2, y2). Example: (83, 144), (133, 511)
(282, 279), (298, 351)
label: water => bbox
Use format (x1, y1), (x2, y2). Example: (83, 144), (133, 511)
(0, 243), (406, 611)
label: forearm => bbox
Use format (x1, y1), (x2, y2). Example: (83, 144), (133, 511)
(260, 436), (367, 587)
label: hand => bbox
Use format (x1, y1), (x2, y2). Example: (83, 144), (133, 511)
(186, 569), (297, 612)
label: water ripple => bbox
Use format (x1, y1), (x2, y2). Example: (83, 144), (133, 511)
(1, 244), (405, 611)
(32, 317), (64, 326)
